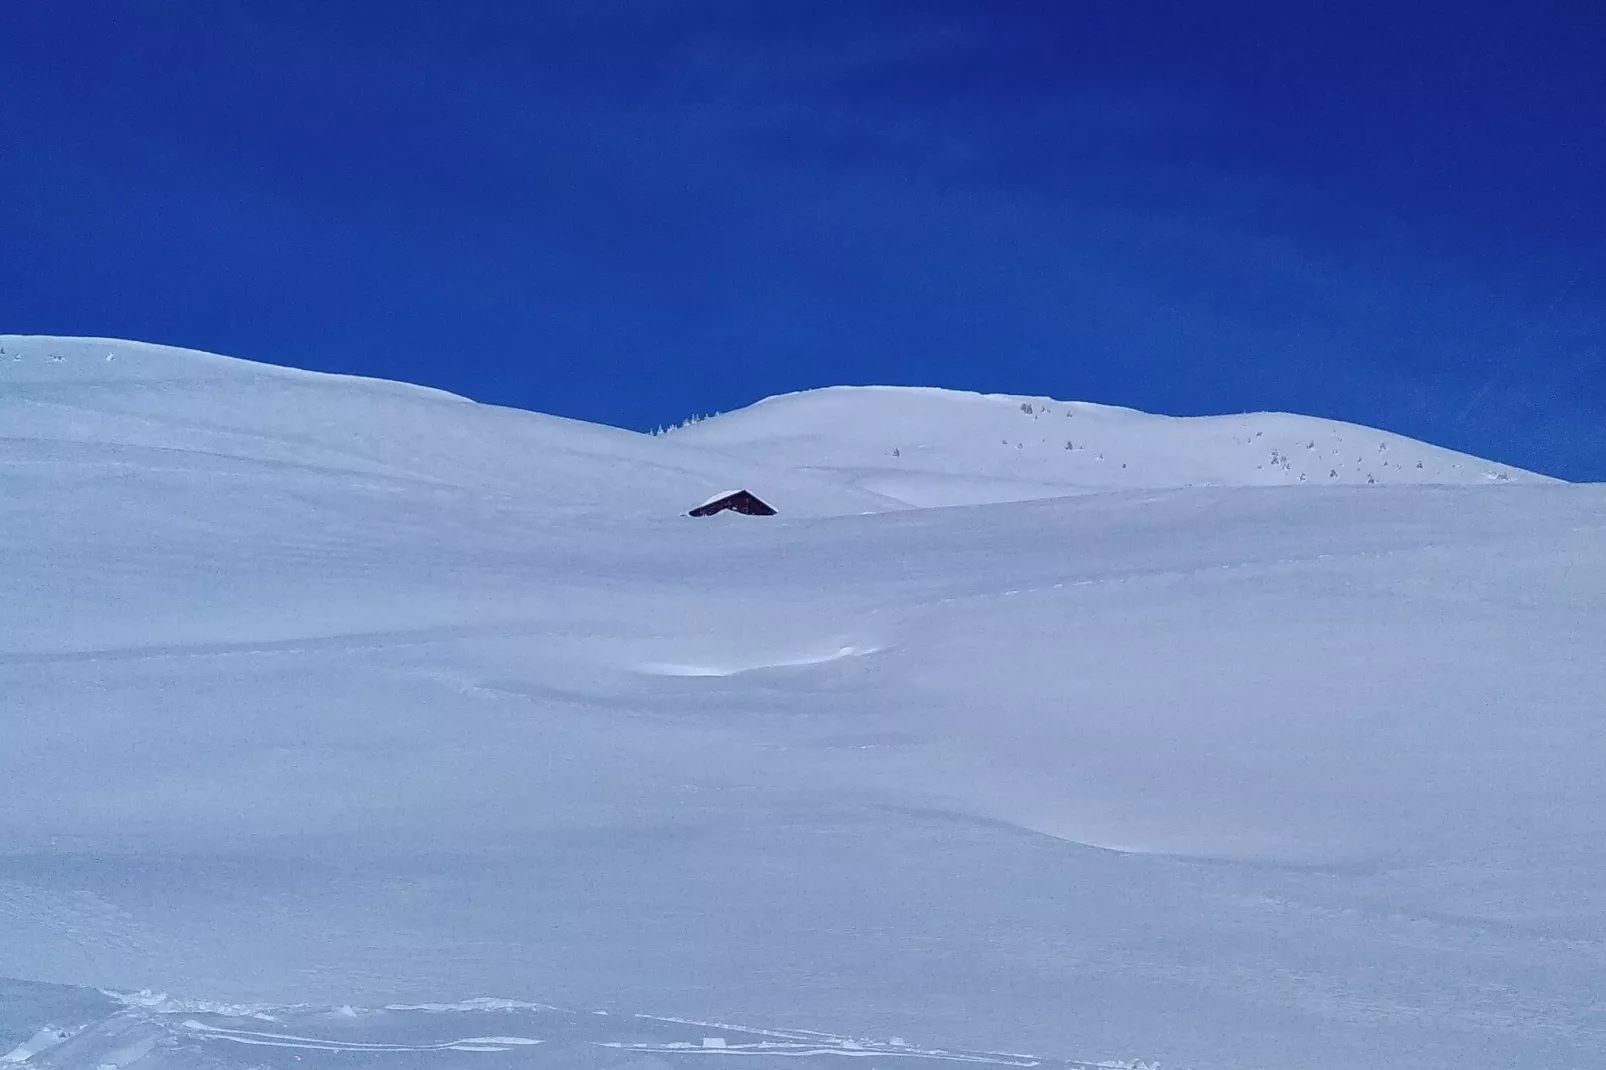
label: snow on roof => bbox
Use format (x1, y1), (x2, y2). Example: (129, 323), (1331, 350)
(693, 489), (747, 510)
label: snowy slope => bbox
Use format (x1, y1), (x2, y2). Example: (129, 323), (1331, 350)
(2, 337), (1604, 1070)
(0, 336), (895, 520)
(665, 386), (1549, 506)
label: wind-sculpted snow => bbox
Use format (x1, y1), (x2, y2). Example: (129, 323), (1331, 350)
(1, 337), (1602, 1070)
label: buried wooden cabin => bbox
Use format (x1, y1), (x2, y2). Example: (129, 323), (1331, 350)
(688, 489), (777, 517)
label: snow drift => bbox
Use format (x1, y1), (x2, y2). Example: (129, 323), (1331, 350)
(1, 335), (1602, 1070)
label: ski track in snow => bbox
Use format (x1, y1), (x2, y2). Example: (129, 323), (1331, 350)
(179, 1018), (543, 1053)
(0, 989), (1167, 1069)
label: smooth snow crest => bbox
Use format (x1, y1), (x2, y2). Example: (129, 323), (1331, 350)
(665, 384), (1550, 505)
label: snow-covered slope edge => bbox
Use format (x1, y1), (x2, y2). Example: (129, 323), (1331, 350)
(665, 385), (1555, 506)
(0, 336), (897, 518)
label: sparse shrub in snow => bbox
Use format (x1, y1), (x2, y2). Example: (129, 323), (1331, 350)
(1368, 474), (1376, 484)
(1020, 402), (1034, 415)
(1417, 461), (1424, 469)
(891, 448), (900, 458)
(654, 412), (721, 435)
(1330, 469), (1338, 478)
(1065, 441), (1073, 450)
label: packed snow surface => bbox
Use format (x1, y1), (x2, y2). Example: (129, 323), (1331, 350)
(1, 336), (1602, 1070)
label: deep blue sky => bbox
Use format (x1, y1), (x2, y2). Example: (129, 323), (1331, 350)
(3, 2), (1602, 478)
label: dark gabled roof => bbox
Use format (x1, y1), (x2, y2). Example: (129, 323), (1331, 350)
(688, 489), (777, 517)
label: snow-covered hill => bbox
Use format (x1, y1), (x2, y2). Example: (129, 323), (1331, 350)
(666, 386), (1547, 506)
(2, 337), (1602, 1070)
(0, 336), (894, 519)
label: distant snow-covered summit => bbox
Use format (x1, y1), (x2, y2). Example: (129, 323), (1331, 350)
(2, 337), (1551, 519)
(664, 385), (1551, 507)
(0, 335), (891, 518)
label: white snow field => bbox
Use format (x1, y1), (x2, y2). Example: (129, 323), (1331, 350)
(1, 335), (1602, 1070)
(663, 386), (1542, 507)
